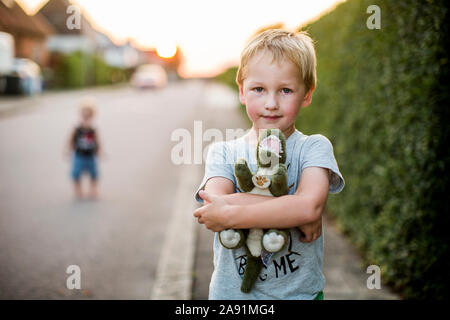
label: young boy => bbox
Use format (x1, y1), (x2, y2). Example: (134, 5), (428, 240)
(65, 97), (103, 199)
(193, 29), (345, 299)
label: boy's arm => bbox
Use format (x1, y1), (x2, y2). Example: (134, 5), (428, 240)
(203, 177), (274, 206)
(96, 132), (101, 154)
(202, 177), (235, 205)
(224, 166), (329, 229)
(222, 193), (274, 206)
(195, 167), (329, 231)
(95, 130), (104, 157)
(64, 129), (75, 157)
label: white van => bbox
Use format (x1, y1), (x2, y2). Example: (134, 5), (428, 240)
(130, 64), (168, 89)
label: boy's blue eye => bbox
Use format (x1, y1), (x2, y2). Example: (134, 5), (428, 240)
(282, 88), (292, 94)
(253, 87), (263, 92)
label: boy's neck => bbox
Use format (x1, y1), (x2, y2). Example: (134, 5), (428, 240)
(281, 126), (296, 140)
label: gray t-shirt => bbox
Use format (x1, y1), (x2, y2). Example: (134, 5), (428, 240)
(194, 129), (345, 299)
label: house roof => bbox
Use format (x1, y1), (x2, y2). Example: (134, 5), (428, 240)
(0, 0), (55, 38)
(95, 30), (115, 48)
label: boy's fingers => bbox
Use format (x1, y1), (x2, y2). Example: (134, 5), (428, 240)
(300, 233), (312, 243)
(300, 231), (321, 243)
(315, 230), (321, 240)
(193, 208), (202, 217)
(199, 190), (210, 201)
(299, 230), (307, 242)
(199, 190), (219, 203)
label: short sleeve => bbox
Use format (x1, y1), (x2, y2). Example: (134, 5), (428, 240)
(301, 134), (345, 194)
(194, 141), (235, 204)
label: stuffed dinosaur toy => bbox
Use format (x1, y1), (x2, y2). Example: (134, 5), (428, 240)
(219, 128), (290, 293)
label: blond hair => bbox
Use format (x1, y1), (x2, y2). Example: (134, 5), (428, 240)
(236, 29), (317, 92)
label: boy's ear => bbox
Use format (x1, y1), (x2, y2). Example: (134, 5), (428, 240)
(238, 84), (246, 105)
(300, 87), (315, 108)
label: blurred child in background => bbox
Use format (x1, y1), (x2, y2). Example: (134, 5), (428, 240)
(65, 97), (104, 200)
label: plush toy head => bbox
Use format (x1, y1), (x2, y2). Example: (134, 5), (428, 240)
(256, 128), (287, 168)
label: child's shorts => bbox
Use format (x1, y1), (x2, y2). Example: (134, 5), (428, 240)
(71, 153), (98, 181)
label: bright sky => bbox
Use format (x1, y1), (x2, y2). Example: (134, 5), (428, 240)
(17, 0), (345, 78)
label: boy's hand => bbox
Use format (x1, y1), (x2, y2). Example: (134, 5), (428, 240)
(194, 190), (232, 232)
(298, 217), (322, 243)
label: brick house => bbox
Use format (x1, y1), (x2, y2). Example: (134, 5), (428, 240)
(0, 0), (54, 67)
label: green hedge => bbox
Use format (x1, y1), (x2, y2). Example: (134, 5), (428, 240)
(214, 66), (248, 120)
(215, 0), (449, 299)
(46, 51), (129, 89)
(297, 0), (449, 299)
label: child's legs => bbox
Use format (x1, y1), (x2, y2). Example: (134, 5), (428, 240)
(74, 181), (83, 198)
(86, 156), (99, 196)
(89, 177), (97, 195)
(71, 154), (83, 197)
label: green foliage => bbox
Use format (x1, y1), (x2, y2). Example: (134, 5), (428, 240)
(214, 66), (250, 125)
(61, 51), (93, 87)
(297, 0), (449, 299)
(48, 51), (129, 89)
(214, 66), (239, 92)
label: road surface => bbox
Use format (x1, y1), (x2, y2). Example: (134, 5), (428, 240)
(0, 80), (237, 299)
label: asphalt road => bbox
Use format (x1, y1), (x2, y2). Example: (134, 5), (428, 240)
(0, 79), (237, 299)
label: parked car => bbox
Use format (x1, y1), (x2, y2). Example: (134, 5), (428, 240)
(0, 32), (14, 94)
(2, 58), (43, 95)
(130, 64), (168, 89)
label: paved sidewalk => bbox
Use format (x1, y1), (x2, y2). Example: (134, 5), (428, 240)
(321, 215), (399, 299)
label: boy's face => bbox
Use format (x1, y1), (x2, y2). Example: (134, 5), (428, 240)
(239, 50), (314, 139)
(81, 109), (93, 123)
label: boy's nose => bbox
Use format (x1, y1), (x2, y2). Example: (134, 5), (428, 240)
(264, 93), (279, 110)
(264, 100), (279, 111)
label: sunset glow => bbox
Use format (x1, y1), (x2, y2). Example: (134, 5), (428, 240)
(17, 0), (346, 78)
(156, 42), (177, 59)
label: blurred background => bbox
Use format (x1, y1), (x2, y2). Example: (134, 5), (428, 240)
(0, 0), (448, 300)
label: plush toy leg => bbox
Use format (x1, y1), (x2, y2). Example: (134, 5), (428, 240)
(241, 252), (263, 293)
(234, 158), (255, 192)
(262, 229), (289, 253)
(246, 228), (263, 257)
(269, 163), (288, 197)
(219, 229), (245, 249)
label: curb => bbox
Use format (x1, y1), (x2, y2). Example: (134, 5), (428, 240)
(150, 165), (200, 299)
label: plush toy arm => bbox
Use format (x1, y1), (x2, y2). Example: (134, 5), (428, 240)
(269, 163), (289, 197)
(234, 158), (254, 192)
